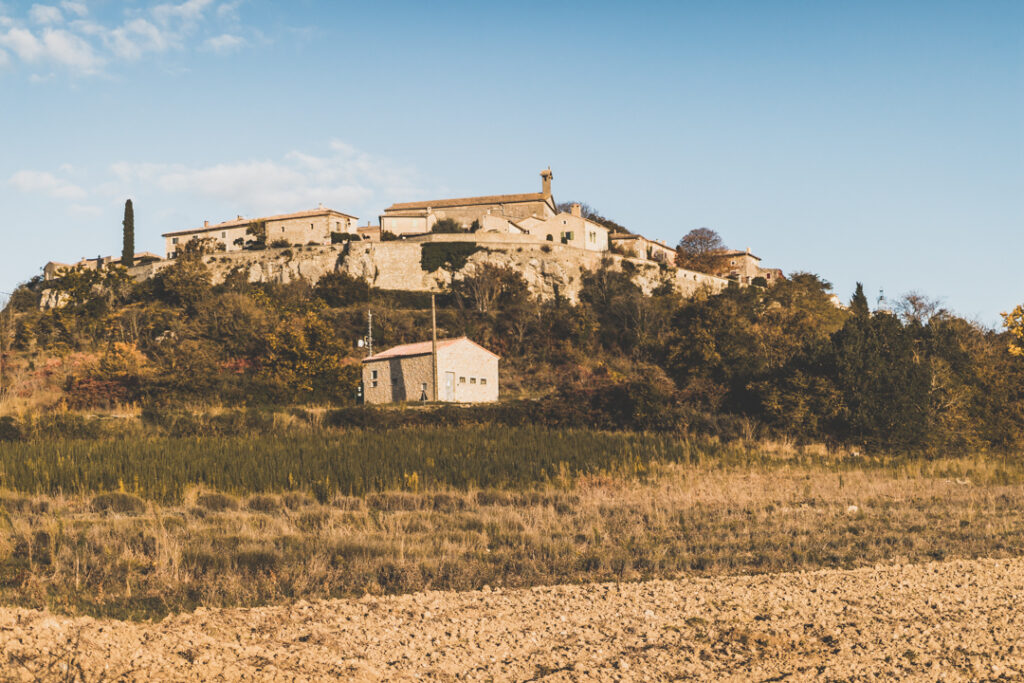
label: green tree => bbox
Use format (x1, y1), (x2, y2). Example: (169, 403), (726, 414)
(1004, 304), (1024, 357)
(849, 282), (869, 318)
(431, 218), (467, 234)
(676, 228), (727, 274)
(121, 199), (135, 267)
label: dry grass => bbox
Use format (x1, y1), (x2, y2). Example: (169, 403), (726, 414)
(1, 457), (1021, 621)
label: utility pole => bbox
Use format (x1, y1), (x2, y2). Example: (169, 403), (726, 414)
(0, 292), (10, 406)
(366, 310), (373, 358)
(431, 294), (439, 401)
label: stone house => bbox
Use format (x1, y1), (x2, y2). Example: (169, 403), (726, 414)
(361, 336), (499, 404)
(43, 252), (162, 280)
(380, 169), (557, 236)
(162, 205), (358, 258)
(715, 249), (783, 285)
(609, 233), (676, 263)
(516, 203), (610, 252)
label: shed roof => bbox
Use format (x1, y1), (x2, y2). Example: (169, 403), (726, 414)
(361, 336), (500, 363)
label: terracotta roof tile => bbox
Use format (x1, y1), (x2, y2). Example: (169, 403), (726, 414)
(361, 336), (499, 362)
(385, 193), (548, 211)
(162, 207), (357, 238)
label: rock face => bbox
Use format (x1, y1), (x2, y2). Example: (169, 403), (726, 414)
(3, 557), (1023, 680)
(39, 240), (731, 309)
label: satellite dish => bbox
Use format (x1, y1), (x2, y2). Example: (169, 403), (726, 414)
(357, 339), (365, 348)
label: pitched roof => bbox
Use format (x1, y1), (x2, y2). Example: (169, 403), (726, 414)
(385, 192), (549, 212)
(719, 249), (761, 261)
(361, 336), (499, 362)
(162, 207), (357, 238)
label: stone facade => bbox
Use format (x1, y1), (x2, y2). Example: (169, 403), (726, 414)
(609, 234), (676, 263)
(43, 252), (162, 280)
(362, 337), (499, 404)
(380, 169), (557, 236)
(162, 207), (358, 258)
(716, 249), (782, 285)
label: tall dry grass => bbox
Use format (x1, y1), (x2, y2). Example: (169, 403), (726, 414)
(1, 458), (1021, 620)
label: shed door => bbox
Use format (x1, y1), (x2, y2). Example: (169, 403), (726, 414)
(444, 372), (455, 401)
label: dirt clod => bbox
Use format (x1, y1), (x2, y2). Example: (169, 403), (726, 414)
(3, 557), (1024, 680)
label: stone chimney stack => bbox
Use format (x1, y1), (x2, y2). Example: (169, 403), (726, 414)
(540, 167), (553, 197)
(204, 220), (209, 228)
(571, 202), (582, 217)
(318, 202), (324, 210)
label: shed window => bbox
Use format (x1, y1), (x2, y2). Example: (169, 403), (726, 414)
(480, 378), (487, 385)
(172, 237), (179, 244)
(459, 376), (466, 383)
(470, 377), (477, 384)
(371, 370), (378, 380)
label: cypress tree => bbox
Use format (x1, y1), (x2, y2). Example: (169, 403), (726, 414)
(121, 199), (135, 267)
(850, 282), (869, 318)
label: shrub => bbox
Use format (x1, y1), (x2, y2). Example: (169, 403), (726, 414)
(196, 492), (238, 512)
(247, 494), (282, 512)
(420, 242), (482, 272)
(91, 492), (147, 515)
(0, 417), (22, 441)
(269, 239), (290, 248)
(431, 218), (467, 234)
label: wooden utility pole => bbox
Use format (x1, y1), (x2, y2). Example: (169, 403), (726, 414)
(431, 294), (439, 401)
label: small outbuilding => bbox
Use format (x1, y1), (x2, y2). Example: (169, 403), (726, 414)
(361, 336), (499, 404)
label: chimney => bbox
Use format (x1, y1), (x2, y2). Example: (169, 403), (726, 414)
(237, 215), (244, 220)
(570, 202), (582, 218)
(204, 220), (209, 228)
(540, 167), (553, 197)
(318, 202), (324, 210)
(746, 246), (751, 254)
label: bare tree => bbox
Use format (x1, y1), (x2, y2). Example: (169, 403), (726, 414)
(895, 291), (946, 325)
(676, 228), (727, 274)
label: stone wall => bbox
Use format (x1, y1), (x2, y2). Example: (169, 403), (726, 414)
(41, 239), (732, 309)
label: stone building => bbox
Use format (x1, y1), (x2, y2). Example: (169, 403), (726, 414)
(715, 249), (783, 285)
(380, 168), (558, 236)
(43, 252), (161, 280)
(162, 205), (358, 258)
(361, 336), (499, 404)
(609, 233), (676, 263)
(516, 203), (610, 252)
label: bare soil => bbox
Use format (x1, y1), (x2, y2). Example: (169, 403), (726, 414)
(3, 556), (1023, 681)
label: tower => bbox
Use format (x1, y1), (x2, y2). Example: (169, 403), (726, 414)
(540, 167), (553, 197)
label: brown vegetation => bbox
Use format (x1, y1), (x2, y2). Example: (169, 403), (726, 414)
(1, 456), (1021, 621)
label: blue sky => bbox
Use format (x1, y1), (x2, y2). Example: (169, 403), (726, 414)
(1, 0), (1021, 324)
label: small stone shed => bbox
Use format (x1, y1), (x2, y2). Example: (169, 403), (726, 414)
(361, 336), (499, 404)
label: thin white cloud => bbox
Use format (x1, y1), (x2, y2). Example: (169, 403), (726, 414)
(59, 1), (87, 17)
(0, 27), (45, 61)
(104, 18), (173, 59)
(108, 142), (424, 219)
(39, 27), (101, 70)
(216, 0), (242, 21)
(152, 0), (214, 25)
(204, 32), (242, 52)
(2, 0), (247, 75)
(0, 25), (101, 71)
(10, 170), (87, 200)
(29, 4), (63, 25)
(15, 143), (425, 226)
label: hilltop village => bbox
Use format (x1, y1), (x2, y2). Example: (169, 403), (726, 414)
(41, 169), (782, 306)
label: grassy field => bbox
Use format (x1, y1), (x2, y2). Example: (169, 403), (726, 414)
(0, 427), (1022, 620)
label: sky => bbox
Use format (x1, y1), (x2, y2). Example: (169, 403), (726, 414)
(0, 0), (1021, 324)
